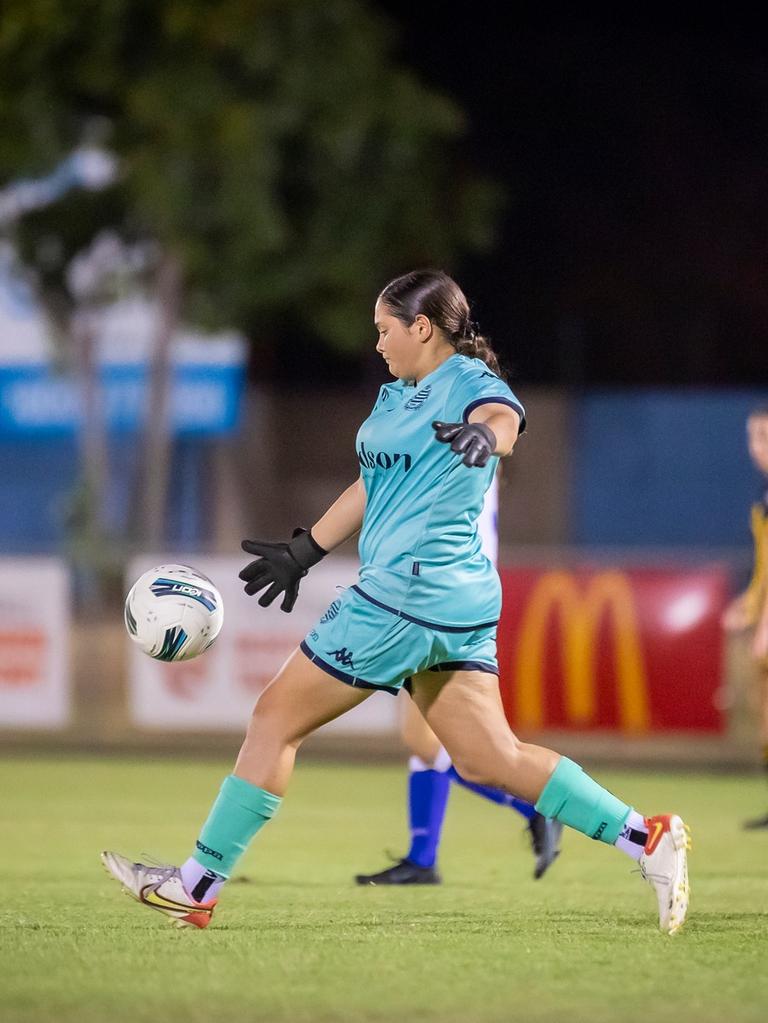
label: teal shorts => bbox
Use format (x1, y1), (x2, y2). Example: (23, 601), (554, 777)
(301, 584), (498, 695)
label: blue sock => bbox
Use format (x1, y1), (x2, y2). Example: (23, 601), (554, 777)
(447, 766), (536, 821)
(406, 761), (451, 868)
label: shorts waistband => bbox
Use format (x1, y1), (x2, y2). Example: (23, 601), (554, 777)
(350, 585), (498, 633)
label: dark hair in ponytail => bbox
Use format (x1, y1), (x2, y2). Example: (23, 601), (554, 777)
(378, 269), (503, 377)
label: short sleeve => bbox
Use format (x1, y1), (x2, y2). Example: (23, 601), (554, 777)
(451, 365), (527, 435)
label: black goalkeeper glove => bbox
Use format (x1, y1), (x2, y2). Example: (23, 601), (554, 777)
(239, 528), (327, 612)
(432, 420), (497, 468)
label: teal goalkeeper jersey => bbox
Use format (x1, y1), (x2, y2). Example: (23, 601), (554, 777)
(355, 353), (525, 628)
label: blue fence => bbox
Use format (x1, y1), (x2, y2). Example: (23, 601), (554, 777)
(2, 386), (765, 553)
(0, 437), (211, 552)
(0, 357), (243, 552)
(572, 390), (767, 547)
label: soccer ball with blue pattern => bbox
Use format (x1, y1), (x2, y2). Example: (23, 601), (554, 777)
(124, 565), (224, 662)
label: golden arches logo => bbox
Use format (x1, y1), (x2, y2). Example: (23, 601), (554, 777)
(514, 571), (650, 733)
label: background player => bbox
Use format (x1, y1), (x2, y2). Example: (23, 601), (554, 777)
(722, 407), (768, 828)
(102, 269), (690, 935)
(355, 474), (563, 885)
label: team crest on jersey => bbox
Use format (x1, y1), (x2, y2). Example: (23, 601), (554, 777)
(404, 384), (432, 410)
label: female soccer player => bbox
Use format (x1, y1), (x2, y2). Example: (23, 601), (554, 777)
(355, 476), (564, 885)
(102, 269), (690, 933)
(722, 407), (768, 828)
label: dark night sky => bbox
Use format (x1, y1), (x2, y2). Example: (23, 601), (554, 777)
(361, 15), (768, 388)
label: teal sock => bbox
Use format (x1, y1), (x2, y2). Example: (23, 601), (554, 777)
(535, 757), (631, 845)
(193, 774), (282, 877)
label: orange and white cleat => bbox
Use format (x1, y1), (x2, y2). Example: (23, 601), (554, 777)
(101, 850), (216, 929)
(639, 814), (691, 935)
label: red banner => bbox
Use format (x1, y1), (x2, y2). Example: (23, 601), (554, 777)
(497, 566), (728, 733)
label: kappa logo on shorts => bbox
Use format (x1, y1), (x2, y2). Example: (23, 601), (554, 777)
(327, 647), (355, 670)
(404, 384), (432, 410)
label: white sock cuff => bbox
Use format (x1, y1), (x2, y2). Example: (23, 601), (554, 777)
(624, 809), (647, 833)
(408, 747), (453, 774)
(613, 808), (649, 863)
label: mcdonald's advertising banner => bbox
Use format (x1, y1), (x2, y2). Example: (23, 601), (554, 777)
(497, 567), (728, 734)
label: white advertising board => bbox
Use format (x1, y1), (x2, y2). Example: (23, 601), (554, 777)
(127, 555), (399, 734)
(0, 558), (70, 728)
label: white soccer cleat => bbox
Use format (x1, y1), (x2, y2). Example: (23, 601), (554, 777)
(100, 850), (216, 929)
(639, 814), (691, 935)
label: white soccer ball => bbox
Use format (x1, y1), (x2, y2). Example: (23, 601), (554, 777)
(124, 564), (224, 662)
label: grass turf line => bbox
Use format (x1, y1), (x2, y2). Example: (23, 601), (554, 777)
(1, 757), (767, 1023)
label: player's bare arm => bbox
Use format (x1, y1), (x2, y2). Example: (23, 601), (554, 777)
(468, 403), (521, 456)
(311, 475), (366, 552)
(237, 477), (365, 613)
(753, 602), (768, 660)
(722, 592), (754, 632)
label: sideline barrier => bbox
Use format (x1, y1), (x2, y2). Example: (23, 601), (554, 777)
(498, 566), (728, 734)
(0, 558), (70, 728)
(127, 558), (730, 738)
(0, 557), (746, 758)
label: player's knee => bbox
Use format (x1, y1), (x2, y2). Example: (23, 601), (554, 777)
(450, 756), (496, 788)
(452, 740), (522, 788)
(403, 730), (442, 765)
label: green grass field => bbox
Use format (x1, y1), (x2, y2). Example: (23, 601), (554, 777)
(1, 756), (767, 1023)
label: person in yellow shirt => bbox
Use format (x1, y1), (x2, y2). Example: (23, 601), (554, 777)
(722, 408), (768, 828)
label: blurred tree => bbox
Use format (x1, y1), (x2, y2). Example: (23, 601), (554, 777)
(0, 0), (500, 597)
(0, 0), (499, 346)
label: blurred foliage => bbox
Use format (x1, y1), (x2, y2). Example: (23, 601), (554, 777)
(0, 0), (502, 349)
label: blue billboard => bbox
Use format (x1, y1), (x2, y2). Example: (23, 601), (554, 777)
(0, 361), (244, 436)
